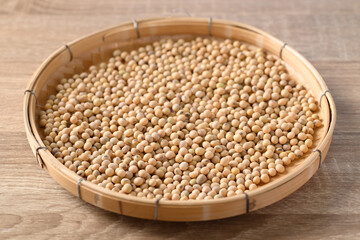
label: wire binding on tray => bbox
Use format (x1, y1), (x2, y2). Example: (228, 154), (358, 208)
(313, 149), (322, 169)
(65, 44), (73, 62)
(154, 198), (160, 220)
(132, 19), (140, 38)
(279, 43), (287, 60)
(77, 177), (85, 199)
(208, 17), (213, 37)
(24, 89), (38, 104)
(35, 146), (47, 168)
(319, 89), (330, 108)
(243, 192), (250, 214)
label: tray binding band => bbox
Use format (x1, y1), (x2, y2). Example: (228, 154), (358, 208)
(279, 43), (287, 60)
(208, 17), (212, 36)
(154, 198), (160, 220)
(319, 90), (331, 108)
(65, 44), (73, 62)
(36, 146), (47, 168)
(313, 149), (322, 169)
(24, 90), (38, 104)
(133, 19), (140, 38)
(243, 192), (250, 214)
(77, 177), (85, 199)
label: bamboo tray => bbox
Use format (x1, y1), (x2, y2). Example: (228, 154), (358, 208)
(24, 17), (336, 221)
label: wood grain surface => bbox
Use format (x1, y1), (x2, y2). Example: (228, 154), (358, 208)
(1, 0), (359, 239)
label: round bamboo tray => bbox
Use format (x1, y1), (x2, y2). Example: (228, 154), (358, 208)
(24, 17), (336, 221)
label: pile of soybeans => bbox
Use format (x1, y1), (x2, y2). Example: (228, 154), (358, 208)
(40, 37), (322, 200)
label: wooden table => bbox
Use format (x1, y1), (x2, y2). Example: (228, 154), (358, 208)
(1, 0), (359, 239)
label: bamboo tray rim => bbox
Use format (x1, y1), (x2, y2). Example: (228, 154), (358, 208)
(24, 17), (336, 210)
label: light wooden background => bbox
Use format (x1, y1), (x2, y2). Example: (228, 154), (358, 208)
(1, 0), (359, 239)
